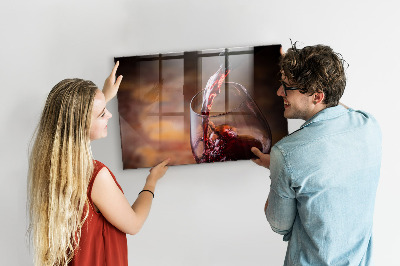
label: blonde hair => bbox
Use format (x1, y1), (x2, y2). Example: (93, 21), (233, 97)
(28, 79), (98, 265)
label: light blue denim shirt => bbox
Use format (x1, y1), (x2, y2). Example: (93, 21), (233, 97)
(266, 105), (382, 266)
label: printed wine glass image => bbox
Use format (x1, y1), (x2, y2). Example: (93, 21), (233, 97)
(115, 45), (287, 169)
(190, 65), (272, 163)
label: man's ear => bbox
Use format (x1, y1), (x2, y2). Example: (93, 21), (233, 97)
(313, 92), (325, 104)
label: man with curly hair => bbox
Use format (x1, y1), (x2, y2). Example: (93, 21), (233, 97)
(252, 43), (382, 266)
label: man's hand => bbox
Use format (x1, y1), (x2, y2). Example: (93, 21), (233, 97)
(264, 199), (269, 213)
(339, 102), (350, 109)
(251, 147), (270, 169)
(103, 61), (123, 103)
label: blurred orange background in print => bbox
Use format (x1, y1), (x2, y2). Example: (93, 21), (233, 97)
(115, 45), (287, 169)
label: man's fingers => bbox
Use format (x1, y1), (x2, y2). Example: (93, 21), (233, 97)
(251, 158), (262, 166)
(251, 147), (263, 157)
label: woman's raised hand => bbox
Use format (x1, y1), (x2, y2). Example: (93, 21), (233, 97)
(103, 61), (123, 103)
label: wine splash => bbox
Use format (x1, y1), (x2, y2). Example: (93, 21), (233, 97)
(190, 56), (271, 164)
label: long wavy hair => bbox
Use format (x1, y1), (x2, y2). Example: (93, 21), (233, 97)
(28, 79), (98, 265)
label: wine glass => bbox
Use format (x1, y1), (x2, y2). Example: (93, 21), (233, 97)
(190, 82), (272, 163)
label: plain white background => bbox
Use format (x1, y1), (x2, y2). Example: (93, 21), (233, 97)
(1, 0), (399, 265)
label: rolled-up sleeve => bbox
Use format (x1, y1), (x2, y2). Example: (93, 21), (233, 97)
(266, 146), (297, 241)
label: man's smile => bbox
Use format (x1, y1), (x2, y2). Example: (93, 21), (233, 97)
(283, 99), (290, 108)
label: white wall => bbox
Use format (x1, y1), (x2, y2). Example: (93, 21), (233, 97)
(1, 0), (399, 265)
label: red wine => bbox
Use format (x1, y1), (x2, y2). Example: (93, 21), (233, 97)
(201, 67), (230, 146)
(196, 124), (262, 163)
(194, 64), (265, 163)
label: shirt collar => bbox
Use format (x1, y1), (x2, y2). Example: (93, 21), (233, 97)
(300, 105), (349, 129)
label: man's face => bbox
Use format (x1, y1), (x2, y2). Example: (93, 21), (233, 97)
(277, 73), (315, 121)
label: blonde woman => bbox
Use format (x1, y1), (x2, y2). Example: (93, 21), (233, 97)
(28, 62), (169, 266)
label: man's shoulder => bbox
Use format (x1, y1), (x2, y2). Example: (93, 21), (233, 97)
(349, 109), (380, 126)
(272, 130), (310, 158)
(342, 108), (381, 140)
(273, 108), (381, 156)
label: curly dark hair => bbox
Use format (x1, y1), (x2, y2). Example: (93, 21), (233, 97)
(280, 42), (348, 107)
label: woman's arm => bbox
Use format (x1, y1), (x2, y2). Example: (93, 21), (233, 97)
(91, 159), (169, 235)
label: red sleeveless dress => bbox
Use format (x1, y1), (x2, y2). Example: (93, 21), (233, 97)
(69, 160), (128, 266)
